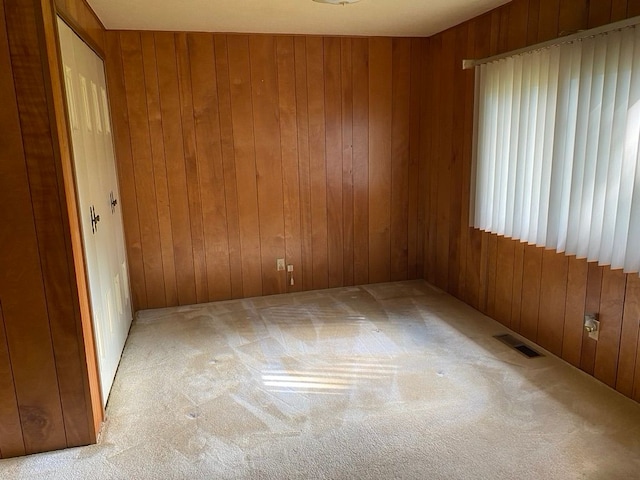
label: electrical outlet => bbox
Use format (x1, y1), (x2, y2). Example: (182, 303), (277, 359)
(287, 264), (294, 272)
(276, 258), (285, 271)
(584, 313), (599, 341)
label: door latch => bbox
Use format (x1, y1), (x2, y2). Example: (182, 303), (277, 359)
(110, 191), (118, 213)
(90, 205), (101, 234)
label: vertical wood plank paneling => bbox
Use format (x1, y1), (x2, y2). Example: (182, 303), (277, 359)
(537, 0), (560, 41)
(507, 0), (530, 51)
(176, 33), (208, 303)
(448, 25), (468, 296)
(610, 0), (628, 21)
(562, 257), (588, 367)
(617, 274), (640, 397)
(594, 269), (626, 387)
(520, 246), (543, 340)
(407, 38), (422, 281)
(537, 249), (568, 356)
(510, 242), (525, 333)
(294, 37), (314, 291)
(494, 237), (515, 328)
(484, 234), (498, 317)
(580, 263), (604, 375)
(0, 302), (24, 457)
(307, 37), (329, 290)
(154, 32), (197, 307)
(434, 29), (460, 290)
(390, 38), (411, 282)
(5, 0), (74, 452)
(249, 35), (286, 295)
(140, 32), (178, 307)
(120, 31), (165, 308)
(629, 0), (640, 17)
(368, 37), (393, 284)
(189, 33), (232, 301)
(276, 36), (302, 293)
(213, 35), (244, 299)
(415, 38), (429, 280)
(341, 38), (355, 287)
(426, 35), (441, 284)
(227, 35), (263, 298)
(588, 0), (613, 28)
(526, 0), (541, 45)
(352, 38), (369, 286)
(105, 33), (146, 310)
(324, 37), (344, 288)
(558, 0), (589, 34)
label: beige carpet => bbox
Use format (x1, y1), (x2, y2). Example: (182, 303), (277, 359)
(2, 280), (640, 479)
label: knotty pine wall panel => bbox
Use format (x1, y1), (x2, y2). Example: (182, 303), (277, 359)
(424, 0), (640, 402)
(106, 32), (427, 310)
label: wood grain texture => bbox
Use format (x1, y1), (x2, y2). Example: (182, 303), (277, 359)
(107, 32), (421, 307)
(594, 268), (626, 387)
(562, 257), (588, 367)
(421, 0), (640, 404)
(0, 0), (108, 456)
(617, 274), (640, 396)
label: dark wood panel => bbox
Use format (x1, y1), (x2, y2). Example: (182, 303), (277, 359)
(494, 237), (515, 328)
(537, 0), (560, 41)
(617, 274), (640, 397)
(368, 37), (393, 284)
(562, 257), (588, 367)
(188, 33), (232, 301)
(293, 36), (314, 291)
(594, 268), (626, 387)
(390, 38), (411, 282)
(558, 0), (589, 34)
(249, 35), (286, 296)
(276, 36), (303, 293)
(537, 250), (568, 356)
(213, 34), (244, 299)
(140, 32), (178, 307)
(226, 35), (263, 298)
(0, 302), (24, 457)
(588, 0), (613, 28)
(581, 263), (604, 375)
(120, 31), (165, 308)
(610, 0), (628, 20)
(351, 37), (370, 286)
(176, 33), (208, 304)
(324, 36), (344, 288)
(4, 0), (75, 453)
(341, 38), (355, 287)
(407, 38), (422, 281)
(306, 37), (329, 290)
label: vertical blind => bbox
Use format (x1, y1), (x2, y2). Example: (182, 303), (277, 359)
(472, 25), (640, 273)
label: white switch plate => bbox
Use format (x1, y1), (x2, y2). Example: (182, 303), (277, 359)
(276, 258), (285, 271)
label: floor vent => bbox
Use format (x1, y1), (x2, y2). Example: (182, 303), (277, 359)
(494, 334), (542, 358)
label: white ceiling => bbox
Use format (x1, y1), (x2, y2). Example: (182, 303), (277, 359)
(87, 0), (511, 37)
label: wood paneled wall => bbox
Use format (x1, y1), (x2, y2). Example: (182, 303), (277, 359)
(105, 32), (427, 310)
(423, 0), (640, 402)
(0, 0), (105, 458)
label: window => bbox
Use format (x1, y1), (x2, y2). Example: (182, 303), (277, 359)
(472, 23), (640, 273)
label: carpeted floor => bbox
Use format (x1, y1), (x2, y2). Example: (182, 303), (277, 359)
(1, 280), (640, 479)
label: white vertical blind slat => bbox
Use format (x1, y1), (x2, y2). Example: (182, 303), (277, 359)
(473, 25), (640, 275)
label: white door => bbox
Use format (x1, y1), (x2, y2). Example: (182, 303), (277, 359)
(57, 17), (132, 407)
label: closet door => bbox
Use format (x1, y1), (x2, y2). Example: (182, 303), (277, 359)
(57, 17), (132, 407)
